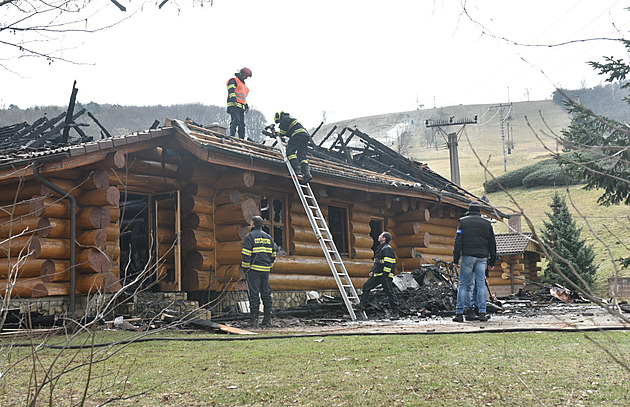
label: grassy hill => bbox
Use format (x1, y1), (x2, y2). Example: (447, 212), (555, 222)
(319, 100), (630, 296)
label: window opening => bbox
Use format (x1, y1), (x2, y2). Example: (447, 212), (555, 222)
(369, 219), (384, 253)
(261, 195), (286, 253)
(328, 205), (349, 256)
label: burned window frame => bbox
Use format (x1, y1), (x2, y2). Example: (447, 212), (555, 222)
(260, 193), (287, 255)
(328, 205), (350, 257)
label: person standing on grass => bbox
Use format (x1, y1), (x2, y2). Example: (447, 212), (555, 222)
(452, 201), (497, 323)
(241, 215), (276, 327)
(358, 231), (400, 319)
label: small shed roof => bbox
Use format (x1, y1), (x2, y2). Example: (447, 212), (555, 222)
(495, 232), (540, 255)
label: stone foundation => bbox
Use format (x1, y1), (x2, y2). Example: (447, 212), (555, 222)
(609, 278), (630, 299)
(214, 289), (342, 313)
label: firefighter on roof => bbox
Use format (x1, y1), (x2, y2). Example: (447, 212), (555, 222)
(274, 111), (312, 183)
(227, 67), (252, 139)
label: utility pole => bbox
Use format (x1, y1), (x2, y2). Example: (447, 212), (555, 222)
(425, 115), (478, 186)
(489, 103), (513, 172)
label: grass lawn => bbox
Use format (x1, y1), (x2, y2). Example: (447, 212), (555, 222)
(2, 329), (629, 406)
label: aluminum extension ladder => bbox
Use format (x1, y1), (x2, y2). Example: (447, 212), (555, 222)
(271, 133), (366, 321)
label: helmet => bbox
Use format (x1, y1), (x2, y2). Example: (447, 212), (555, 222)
(240, 67), (252, 78)
(274, 111), (285, 123)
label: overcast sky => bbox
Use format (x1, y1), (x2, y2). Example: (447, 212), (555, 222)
(2, 0), (629, 128)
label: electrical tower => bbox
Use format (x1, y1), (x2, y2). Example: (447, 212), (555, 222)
(425, 115), (478, 186)
(489, 103), (513, 172)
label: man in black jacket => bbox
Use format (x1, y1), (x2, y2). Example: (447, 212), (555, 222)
(359, 232), (400, 319)
(452, 202), (497, 322)
(241, 215), (277, 327)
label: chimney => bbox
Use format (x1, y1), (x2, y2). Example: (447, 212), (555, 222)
(508, 214), (522, 234)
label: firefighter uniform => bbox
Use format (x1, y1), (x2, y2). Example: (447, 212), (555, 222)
(275, 112), (312, 182)
(241, 226), (276, 324)
(359, 241), (400, 315)
(227, 73), (250, 138)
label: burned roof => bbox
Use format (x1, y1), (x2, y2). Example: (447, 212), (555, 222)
(495, 232), (539, 255)
(0, 109), (486, 210)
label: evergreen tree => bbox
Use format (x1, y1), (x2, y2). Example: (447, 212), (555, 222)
(541, 192), (598, 291)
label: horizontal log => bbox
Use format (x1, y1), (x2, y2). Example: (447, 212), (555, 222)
(351, 247), (374, 259)
(184, 250), (215, 271)
(78, 169), (110, 190)
(41, 282), (70, 296)
(394, 208), (431, 223)
(0, 235), (37, 258)
(425, 233), (456, 246)
(395, 247), (423, 258)
(0, 182), (48, 203)
(182, 268), (211, 291)
(502, 271), (521, 279)
(288, 213), (313, 228)
(28, 197), (70, 218)
(126, 157), (178, 178)
(393, 221), (420, 236)
(289, 225), (318, 244)
(113, 173), (183, 191)
(181, 194), (215, 215)
(416, 244), (453, 256)
(77, 248), (111, 274)
(370, 195), (391, 209)
(416, 223), (458, 237)
(158, 243), (175, 262)
(0, 258), (46, 279)
(269, 274), (369, 291)
(350, 221), (371, 235)
(181, 228), (215, 252)
(77, 207), (111, 229)
(182, 183), (217, 199)
(41, 178), (82, 198)
(396, 257), (424, 271)
(41, 259), (71, 282)
(130, 147), (179, 164)
(214, 198), (259, 226)
(107, 223), (119, 241)
(183, 212), (215, 231)
(176, 162), (219, 184)
(77, 229), (108, 249)
(393, 232), (430, 248)
(350, 234), (373, 249)
(391, 197), (409, 213)
(0, 201), (37, 219)
(85, 150), (126, 170)
(289, 241), (324, 257)
(37, 218), (70, 238)
(0, 278), (46, 298)
(214, 224), (248, 242)
(76, 272), (122, 294)
(0, 215), (41, 238)
(77, 186), (120, 207)
(349, 212), (372, 224)
(215, 240), (243, 265)
(213, 171), (255, 189)
(272, 256), (372, 277)
(214, 189), (242, 206)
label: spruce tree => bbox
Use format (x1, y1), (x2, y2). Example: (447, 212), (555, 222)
(541, 192), (598, 291)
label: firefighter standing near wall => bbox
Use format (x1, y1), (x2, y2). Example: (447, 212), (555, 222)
(274, 111), (312, 183)
(358, 232), (400, 319)
(227, 67), (252, 139)
(452, 201), (497, 323)
(241, 215), (277, 327)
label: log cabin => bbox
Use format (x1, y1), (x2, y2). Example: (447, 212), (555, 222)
(0, 115), (507, 316)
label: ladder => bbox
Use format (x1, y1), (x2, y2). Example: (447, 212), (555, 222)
(272, 132), (366, 321)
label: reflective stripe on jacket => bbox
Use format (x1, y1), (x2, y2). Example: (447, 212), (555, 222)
(241, 227), (276, 272)
(373, 243), (396, 278)
(227, 76), (249, 110)
(278, 114), (308, 138)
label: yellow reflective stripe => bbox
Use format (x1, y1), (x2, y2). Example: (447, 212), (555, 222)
(242, 248), (252, 255)
(374, 272), (383, 276)
(278, 129), (287, 136)
(299, 159), (308, 164)
(228, 84), (236, 90)
(250, 264), (272, 272)
(383, 267), (392, 273)
(291, 128), (307, 136)
(388, 272), (395, 278)
(288, 154), (297, 160)
(241, 262), (251, 268)
(252, 247), (273, 253)
(383, 257), (395, 263)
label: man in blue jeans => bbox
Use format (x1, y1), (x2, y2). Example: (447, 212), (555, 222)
(452, 202), (497, 322)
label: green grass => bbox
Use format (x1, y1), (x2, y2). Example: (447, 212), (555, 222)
(2, 329), (630, 406)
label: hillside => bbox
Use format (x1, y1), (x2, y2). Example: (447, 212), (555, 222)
(314, 99), (572, 196)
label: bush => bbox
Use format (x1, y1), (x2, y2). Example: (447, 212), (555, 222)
(522, 163), (577, 188)
(484, 161), (544, 192)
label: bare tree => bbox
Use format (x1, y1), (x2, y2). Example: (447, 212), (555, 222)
(0, 0), (213, 72)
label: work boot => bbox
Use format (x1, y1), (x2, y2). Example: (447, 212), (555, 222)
(247, 310), (259, 328)
(260, 309), (272, 327)
(289, 158), (302, 176)
(477, 313), (488, 322)
(452, 313), (464, 323)
(465, 309), (479, 321)
(300, 163), (313, 183)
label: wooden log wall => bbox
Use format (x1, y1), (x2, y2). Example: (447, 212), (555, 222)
(0, 153), (129, 298)
(179, 163), (228, 292)
(488, 252), (543, 286)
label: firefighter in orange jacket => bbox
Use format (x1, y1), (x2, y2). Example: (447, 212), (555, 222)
(227, 67), (252, 139)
